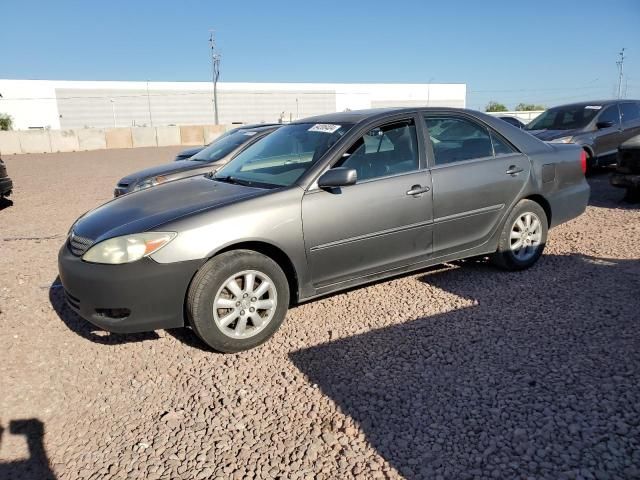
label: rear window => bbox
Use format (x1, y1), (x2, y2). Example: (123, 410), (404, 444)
(525, 106), (601, 131)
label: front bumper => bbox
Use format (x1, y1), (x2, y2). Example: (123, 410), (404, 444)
(0, 176), (13, 196)
(610, 173), (640, 189)
(58, 244), (203, 333)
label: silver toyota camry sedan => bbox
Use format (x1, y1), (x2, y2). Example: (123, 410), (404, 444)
(59, 108), (589, 352)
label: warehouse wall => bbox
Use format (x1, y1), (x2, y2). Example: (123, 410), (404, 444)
(0, 80), (467, 130)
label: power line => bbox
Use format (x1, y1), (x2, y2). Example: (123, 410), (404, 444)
(468, 85), (607, 94)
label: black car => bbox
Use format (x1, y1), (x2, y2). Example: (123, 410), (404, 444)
(173, 123), (282, 161)
(0, 157), (13, 199)
(115, 125), (280, 196)
(499, 116), (527, 129)
(610, 134), (640, 201)
(524, 100), (640, 171)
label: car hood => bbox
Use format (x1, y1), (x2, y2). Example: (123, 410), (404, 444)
(73, 176), (265, 242)
(119, 160), (211, 185)
(526, 128), (583, 141)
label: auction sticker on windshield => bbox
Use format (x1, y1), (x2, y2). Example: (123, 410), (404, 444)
(243, 131), (258, 136)
(585, 105), (602, 110)
(308, 124), (341, 134)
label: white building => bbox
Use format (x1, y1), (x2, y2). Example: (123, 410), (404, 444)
(0, 79), (466, 130)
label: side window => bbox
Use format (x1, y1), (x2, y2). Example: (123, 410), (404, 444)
(491, 132), (516, 155)
(597, 105), (620, 126)
(336, 120), (418, 182)
(425, 116), (493, 165)
(620, 103), (640, 124)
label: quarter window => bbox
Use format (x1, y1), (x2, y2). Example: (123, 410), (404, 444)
(335, 120), (419, 182)
(597, 105), (620, 125)
(491, 132), (516, 156)
(424, 116), (494, 165)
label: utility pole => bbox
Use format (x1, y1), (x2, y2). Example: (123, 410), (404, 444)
(209, 30), (222, 125)
(146, 80), (153, 127)
(110, 98), (116, 127)
(616, 48), (625, 99)
(427, 77), (434, 106)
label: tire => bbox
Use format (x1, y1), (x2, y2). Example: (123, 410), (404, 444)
(624, 187), (640, 203)
(187, 250), (290, 352)
(491, 199), (548, 271)
(584, 149), (596, 176)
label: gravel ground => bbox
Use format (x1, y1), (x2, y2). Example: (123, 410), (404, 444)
(0, 147), (639, 480)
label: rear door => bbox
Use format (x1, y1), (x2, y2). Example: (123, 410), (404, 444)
(301, 116), (433, 288)
(423, 113), (530, 257)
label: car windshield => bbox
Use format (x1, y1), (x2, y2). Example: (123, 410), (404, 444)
(525, 105), (601, 131)
(190, 130), (262, 162)
(212, 122), (354, 188)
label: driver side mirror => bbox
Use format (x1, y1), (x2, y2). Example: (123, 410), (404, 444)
(318, 167), (357, 189)
(596, 120), (614, 129)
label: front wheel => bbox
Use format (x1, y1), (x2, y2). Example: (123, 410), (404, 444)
(187, 250), (290, 352)
(491, 199), (548, 271)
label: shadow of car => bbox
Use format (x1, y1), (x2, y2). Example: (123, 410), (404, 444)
(289, 254), (640, 479)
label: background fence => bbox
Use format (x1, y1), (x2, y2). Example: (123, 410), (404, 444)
(0, 124), (229, 155)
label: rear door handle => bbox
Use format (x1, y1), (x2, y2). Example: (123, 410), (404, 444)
(506, 165), (524, 175)
(406, 184), (430, 196)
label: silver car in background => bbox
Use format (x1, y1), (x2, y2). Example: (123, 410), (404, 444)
(113, 124), (279, 196)
(59, 108), (589, 352)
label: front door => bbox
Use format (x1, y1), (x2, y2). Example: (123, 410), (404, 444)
(423, 114), (530, 256)
(593, 104), (623, 159)
(302, 118), (433, 289)
(620, 102), (640, 143)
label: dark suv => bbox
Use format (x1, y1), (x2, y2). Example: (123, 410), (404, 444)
(524, 100), (640, 171)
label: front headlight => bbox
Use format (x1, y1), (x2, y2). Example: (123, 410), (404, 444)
(133, 175), (167, 192)
(82, 232), (176, 264)
(549, 136), (574, 144)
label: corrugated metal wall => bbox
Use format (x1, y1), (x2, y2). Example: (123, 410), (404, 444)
(56, 88), (336, 128)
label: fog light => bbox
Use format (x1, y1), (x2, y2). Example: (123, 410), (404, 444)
(95, 308), (131, 319)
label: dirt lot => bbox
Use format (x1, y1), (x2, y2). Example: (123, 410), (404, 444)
(1, 147), (639, 480)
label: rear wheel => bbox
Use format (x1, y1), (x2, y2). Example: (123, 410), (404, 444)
(187, 250), (290, 352)
(491, 199), (548, 271)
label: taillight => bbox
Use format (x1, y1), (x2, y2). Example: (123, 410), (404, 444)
(580, 150), (587, 174)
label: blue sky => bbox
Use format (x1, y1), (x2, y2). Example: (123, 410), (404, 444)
(1, 0), (639, 109)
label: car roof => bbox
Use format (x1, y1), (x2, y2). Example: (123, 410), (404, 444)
(294, 107), (502, 125)
(546, 99), (640, 110)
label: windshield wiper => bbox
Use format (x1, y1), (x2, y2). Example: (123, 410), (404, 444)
(211, 175), (276, 189)
(211, 175), (243, 185)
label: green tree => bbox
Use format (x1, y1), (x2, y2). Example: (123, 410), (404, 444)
(0, 113), (12, 131)
(485, 101), (508, 112)
(515, 103), (545, 111)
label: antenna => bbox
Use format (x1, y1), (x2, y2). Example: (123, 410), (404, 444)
(209, 30), (222, 125)
(616, 48), (625, 99)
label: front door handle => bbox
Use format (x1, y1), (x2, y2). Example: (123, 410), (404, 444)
(406, 184), (430, 196)
(506, 165), (524, 175)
